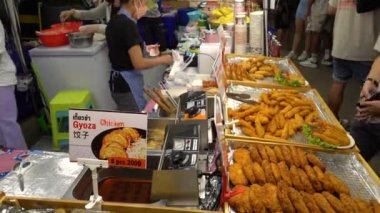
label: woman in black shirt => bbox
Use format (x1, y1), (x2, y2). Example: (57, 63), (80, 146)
(106, 0), (172, 112)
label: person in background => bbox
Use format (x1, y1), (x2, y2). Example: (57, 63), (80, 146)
(0, 20), (27, 149)
(137, 0), (167, 52)
(285, 0), (312, 60)
(319, 14), (333, 66)
(326, 0), (380, 121)
(299, 0), (329, 68)
(351, 35), (380, 165)
(60, 0), (120, 34)
(106, 0), (172, 112)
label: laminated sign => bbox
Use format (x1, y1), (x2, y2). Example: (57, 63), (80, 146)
(69, 109), (148, 169)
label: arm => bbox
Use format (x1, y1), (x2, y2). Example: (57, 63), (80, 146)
(73, 1), (108, 20)
(129, 45), (172, 70)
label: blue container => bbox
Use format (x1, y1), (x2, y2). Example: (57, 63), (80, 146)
(177, 8), (196, 26)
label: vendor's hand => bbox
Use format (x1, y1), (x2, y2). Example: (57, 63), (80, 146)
(356, 100), (380, 119)
(79, 25), (99, 34)
(60, 9), (75, 22)
(360, 80), (378, 100)
(161, 54), (173, 65)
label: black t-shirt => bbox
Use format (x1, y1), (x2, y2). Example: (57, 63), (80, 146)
(106, 14), (142, 71)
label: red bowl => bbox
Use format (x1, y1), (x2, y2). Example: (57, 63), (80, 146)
(51, 21), (82, 32)
(36, 28), (69, 47)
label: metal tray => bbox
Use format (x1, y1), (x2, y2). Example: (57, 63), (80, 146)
(225, 54), (310, 88)
(224, 140), (380, 213)
(225, 84), (349, 149)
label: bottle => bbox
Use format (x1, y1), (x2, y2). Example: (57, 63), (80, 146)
(234, 12), (247, 54)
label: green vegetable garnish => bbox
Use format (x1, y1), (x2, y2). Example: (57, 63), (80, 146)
(274, 73), (302, 87)
(302, 125), (338, 149)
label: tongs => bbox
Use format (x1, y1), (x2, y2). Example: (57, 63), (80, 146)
(13, 160), (31, 192)
(226, 92), (257, 105)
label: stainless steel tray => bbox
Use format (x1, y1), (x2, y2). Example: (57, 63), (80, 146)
(225, 141), (380, 213)
(225, 55), (309, 87)
(226, 84), (343, 147)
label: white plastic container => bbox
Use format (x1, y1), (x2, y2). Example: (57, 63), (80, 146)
(234, 12), (247, 54)
(249, 11), (264, 54)
(234, 0), (245, 16)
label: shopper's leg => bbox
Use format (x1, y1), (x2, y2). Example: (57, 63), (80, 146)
(327, 59), (352, 118)
(291, 18), (304, 53)
(0, 86), (27, 149)
(304, 31), (312, 54)
(310, 32), (320, 54)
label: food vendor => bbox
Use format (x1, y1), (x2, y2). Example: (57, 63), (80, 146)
(106, 0), (172, 112)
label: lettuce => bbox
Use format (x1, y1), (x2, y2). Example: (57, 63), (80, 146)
(302, 125), (338, 149)
(274, 73), (302, 87)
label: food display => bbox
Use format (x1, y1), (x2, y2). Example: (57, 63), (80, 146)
(227, 144), (380, 213)
(225, 55), (307, 87)
(226, 86), (352, 149)
(147, 128), (165, 150)
(99, 127), (141, 159)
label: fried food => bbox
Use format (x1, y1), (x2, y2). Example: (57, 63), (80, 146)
(122, 127), (140, 141)
(355, 199), (372, 213)
(300, 192), (321, 213)
(281, 146), (294, 167)
(233, 148), (253, 165)
(229, 186), (250, 213)
(255, 118), (266, 138)
(322, 192), (346, 213)
(262, 160), (276, 184)
(313, 166), (335, 193)
(339, 193), (358, 213)
(296, 148), (308, 167)
(99, 143), (128, 159)
(265, 146), (278, 163)
(277, 181), (296, 213)
(242, 127), (257, 137)
(249, 145), (263, 163)
(242, 163), (256, 184)
(257, 144), (269, 161)
(263, 184), (282, 213)
(252, 162), (267, 185)
(297, 168), (315, 193)
(312, 193), (336, 213)
(287, 187), (310, 213)
(306, 153), (326, 171)
(102, 132), (130, 148)
(249, 184), (267, 213)
(289, 146), (301, 167)
(273, 146), (285, 162)
(270, 162), (282, 183)
(278, 161), (293, 186)
(304, 165), (323, 192)
(370, 199), (380, 213)
(229, 163), (249, 186)
(325, 172), (350, 195)
(289, 165), (304, 191)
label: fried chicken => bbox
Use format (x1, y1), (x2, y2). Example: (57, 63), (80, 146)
(234, 148), (253, 165)
(278, 161), (293, 186)
(322, 191), (346, 213)
(230, 163), (249, 186)
(312, 193), (336, 213)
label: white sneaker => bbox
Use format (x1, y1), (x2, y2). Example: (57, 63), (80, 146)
(300, 56), (318, 68)
(321, 58), (332, 66)
(297, 51), (309, 61)
(285, 51), (297, 60)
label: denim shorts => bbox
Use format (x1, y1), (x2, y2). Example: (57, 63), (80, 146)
(295, 0), (309, 20)
(332, 58), (372, 83)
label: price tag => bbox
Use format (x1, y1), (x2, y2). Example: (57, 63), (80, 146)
(214, 64), (228, 104)
(69, 109), (148, 169)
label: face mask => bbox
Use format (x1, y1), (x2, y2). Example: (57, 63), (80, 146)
(134, 0), (147, 20)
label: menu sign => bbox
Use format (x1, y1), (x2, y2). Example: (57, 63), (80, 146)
(69, 109), (148, 169)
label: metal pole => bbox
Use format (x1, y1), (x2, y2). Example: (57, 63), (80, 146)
(263, 0), (269, 56)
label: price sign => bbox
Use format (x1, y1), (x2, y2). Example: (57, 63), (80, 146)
(214, 64), (228, 104)
(69, 109), (148, 169)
